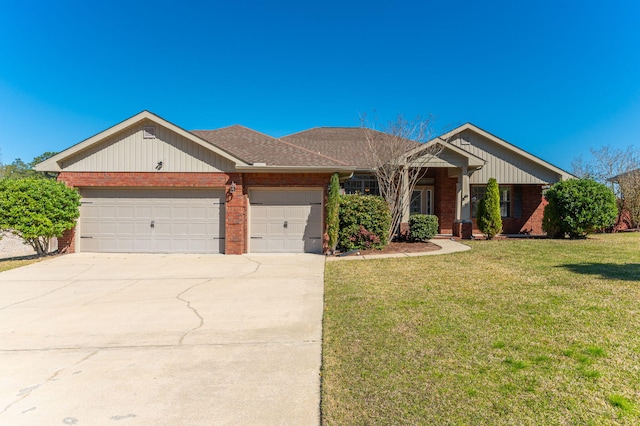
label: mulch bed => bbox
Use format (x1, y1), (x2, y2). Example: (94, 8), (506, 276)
(337, 241), (442, 256)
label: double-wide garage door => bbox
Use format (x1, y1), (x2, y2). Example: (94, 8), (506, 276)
(80, 189), (225, 253)
(250, 189), (323, 253)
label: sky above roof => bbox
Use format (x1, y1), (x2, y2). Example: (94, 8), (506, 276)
(1, 0), (638, 172)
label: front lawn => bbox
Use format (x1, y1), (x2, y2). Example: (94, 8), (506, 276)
(0, 256), (49, 273)
(322, 233), (640, 425)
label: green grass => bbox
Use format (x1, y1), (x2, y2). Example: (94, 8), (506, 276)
(0, 256), (48, 272)
(322, 233), (640, 425)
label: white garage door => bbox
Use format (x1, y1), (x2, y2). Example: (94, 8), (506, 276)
(250, 189), (323, 253)
(80, 189), (225, 253)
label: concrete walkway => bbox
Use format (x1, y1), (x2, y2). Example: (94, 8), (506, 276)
(326, 238), (471, 261)
(0, 253), (325, 426)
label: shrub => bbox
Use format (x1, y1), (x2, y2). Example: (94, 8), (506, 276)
(409, 215), (438, 241)
(543, 179), (617, 238)
(477, 178), (503, 239)
(339, 194), (391, 250)
(326, 173), (340, 252)
(0, 178), (81, 255)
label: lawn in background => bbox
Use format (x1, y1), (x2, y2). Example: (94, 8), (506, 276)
(322, 233), (640, 425)
(0, 256), (49, 273)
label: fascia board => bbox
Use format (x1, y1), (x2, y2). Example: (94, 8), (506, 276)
(441, 123), (575, 180)
(35, 111), (249, 172)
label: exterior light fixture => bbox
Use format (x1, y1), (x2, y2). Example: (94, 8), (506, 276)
(156, 161), (163, 170)
(230, 181), (236, 193)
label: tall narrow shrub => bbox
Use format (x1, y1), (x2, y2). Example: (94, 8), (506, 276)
(477, 178), (502, 239)
(326, 173), (340, 252)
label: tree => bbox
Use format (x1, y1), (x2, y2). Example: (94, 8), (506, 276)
(572, 145), (640, 191)
(326, 173), (340, 253)
(572, 146), (640, 228)
(0, 152), (58, 180)
(0, 178), (81, 255)
(361, 114), (443, 242)
(542, 179), (617, 238)
(476, 178), (503, 239)
(611, 168), (640, 228)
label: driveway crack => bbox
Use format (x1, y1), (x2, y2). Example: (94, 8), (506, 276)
(0, 280), (79, 310)
(0, 349), (99, 416)
(176, 280), (210, 345)
(240, 256), (262, 277)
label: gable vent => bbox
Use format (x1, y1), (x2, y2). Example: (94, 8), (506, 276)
(143, 126), (156, 139)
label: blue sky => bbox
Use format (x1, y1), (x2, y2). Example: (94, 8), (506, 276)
(1, 0), (638, 171)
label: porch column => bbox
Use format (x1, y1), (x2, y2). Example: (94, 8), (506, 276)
(454, 166), (472, 239)
(460, 166), (471, 221)
(401, 167), (410, 223)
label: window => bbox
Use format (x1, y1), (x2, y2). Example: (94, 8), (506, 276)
(472, 185), (511, 218)
(500, 187), (510, 218)
(343, 175), (380, 195)
(410, 191), (422, 215)
(410, 187), (434, 215)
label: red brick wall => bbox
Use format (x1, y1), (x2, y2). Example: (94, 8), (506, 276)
(225, 173), (246, 254)
(470, 185), (547, 235)
(58, 172), (229, 187)
(57, 171), (332, 255)
(434, 169), (458, 234)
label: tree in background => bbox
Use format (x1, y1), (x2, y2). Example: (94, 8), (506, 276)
(610, 169), (640, 229)
(572, 146), (640, 228)
(326, 173), (340, 253)
(361, 114), (443, 242)
(0, 178), (80, 256)
(476, 178), (503, 239)
(0, 152), (58, 179)
(542, 179), (617, 238)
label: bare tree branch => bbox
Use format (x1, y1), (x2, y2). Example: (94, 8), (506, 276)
(361, 114), (443, 242)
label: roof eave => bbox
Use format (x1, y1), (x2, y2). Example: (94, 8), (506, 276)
(236, 165), (355, 174)
(35, 111), (250, 172)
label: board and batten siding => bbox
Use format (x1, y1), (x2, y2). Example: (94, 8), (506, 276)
(411, 148), (469, 169)
(61, 120), (235, 172)
(452, 130), (561, 184)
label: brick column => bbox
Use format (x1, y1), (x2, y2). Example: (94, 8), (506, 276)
(224, 174), (246, 254)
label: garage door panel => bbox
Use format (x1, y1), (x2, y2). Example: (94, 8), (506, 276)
(250, 189), (323, 253)
(80, 189), (225, 253)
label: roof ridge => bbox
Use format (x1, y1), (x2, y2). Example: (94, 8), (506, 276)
(276, 137), (351, 167)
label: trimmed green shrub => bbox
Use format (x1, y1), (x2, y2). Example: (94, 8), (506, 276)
(339, 194), (391, 250)
(409, 214), (438, 241)
(477, 178), (503, 239)
(0, 178), (81, 255)
(543, 179), (617, 238)
(326, 173), (340, 252)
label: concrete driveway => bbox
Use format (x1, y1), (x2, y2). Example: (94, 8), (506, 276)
(0, 253), (325, 425)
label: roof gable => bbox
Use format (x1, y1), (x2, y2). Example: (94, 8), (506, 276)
(441, 123), (574, 184)
(36, 111), (248, 172)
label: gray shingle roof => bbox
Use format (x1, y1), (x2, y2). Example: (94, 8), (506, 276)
(191, 125), (349, 167)
(281, 127), (420, 169)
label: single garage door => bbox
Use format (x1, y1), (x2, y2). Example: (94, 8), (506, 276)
(250, 189), (323, 253)
(79, 188), (225, 253)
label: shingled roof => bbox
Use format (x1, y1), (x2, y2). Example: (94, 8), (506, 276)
(192, 125), (349, 167)
(281, 127), (421, 169)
